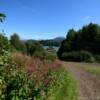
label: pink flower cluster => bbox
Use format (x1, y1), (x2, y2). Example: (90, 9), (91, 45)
(48, 60), (62, 69)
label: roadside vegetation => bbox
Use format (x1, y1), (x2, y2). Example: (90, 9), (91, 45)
(0, 13), (78, 100)
(83, 67), (100, 75)
(48, 68), (78, 100)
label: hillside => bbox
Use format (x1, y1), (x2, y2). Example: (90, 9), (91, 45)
(39, 37), (65, 46)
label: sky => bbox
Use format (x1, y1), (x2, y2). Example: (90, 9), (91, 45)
(0, 0), (100, 40)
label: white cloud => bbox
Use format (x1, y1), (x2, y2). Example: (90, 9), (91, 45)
(17, 1), (35, 14)
(83, 16), (91, 21)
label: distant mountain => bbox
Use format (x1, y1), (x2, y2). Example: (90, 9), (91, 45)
(53, 37), (65, 42)
(21, 39), (36, 42)
(21, 37), (65, 47)
(39, 37), (65, 47)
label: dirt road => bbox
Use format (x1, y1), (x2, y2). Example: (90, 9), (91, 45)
(63, 62), (100, 100)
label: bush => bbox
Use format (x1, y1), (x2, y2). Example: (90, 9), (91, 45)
(94, 55), (100, 62)
(0, 33), (10, 53)
(45, 52), (57, 61)
(0, 50), (10, 66)
(79, 51), (95, 62)
(26, 41), (45, 58)
(60, 51), (95, 62)
(0, 33), (11, 66)
(0, 67), (41, 100)
(61, 52), (80, 61)
(10, 33), (27, 54)
(0, 57), (63, 100)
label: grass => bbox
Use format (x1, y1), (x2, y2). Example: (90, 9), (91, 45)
(84, 67), (100, 75)
(48, 68), (78, 100)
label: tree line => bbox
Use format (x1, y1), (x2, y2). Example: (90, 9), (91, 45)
(57, 23), (100, 62)
(39, 37), (65, 47)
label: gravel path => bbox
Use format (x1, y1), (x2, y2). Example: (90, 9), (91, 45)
(63, 62), (100, 100)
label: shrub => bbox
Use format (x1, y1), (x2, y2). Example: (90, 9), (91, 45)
(61, 52), (80, 61)
(60, 51), (95, 62)
(0, 58), (63, 100)
(0, 50), (10, 66)
(0, 67), (40, 100)
(0, 33), (11, 66)
(26, 41), (45, 57)
(45, 52), (57, 61)
(10, 33), (27, 54)
(94, 55), (100, 62)
(79, 51), (95, 62)
(0, 33), (10, 53)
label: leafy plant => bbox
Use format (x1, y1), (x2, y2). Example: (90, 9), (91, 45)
(0, 13), (6, 22)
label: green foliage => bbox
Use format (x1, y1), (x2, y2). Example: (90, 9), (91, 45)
(61, 52), (80, 61)
(45, 52), (57, 61)
(66, 29), (77, 41)
(39, 37), (64, 47)
(94, 55), (100, 62)
(10, 33), (27, 54)
(0, 13), (6, 22)
(0, 67), (39, 100)
(25, 40), (45, 57)
(60, 51), (95, 62)
(0, 60), (67, 100)
(0, 41), (61, 100)
(58, 23), (100, 62)
(79, 51), (95, 62)
(0, 40), (76, 99)
(0, 50), (10, 66)
(0, 33), (10, 53)
(0, 33), (11, 66)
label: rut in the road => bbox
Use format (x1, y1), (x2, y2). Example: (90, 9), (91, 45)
(63, 62), (100, 100)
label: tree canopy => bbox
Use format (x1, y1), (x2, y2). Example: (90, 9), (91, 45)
(0, 13), (6, 22)
(57, 23), (100, 62)
(10, 33), (27, 53)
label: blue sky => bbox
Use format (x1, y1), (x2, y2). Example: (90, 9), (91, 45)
(0, 0), (100, 39)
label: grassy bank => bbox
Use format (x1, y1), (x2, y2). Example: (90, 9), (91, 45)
(84, 67), (100, 75)
(48, 67), (78, 100)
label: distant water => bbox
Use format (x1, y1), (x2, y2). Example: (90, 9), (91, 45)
(43, 46), (59, 51)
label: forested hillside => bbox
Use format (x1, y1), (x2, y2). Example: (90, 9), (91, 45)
(39, 37), (65, 47)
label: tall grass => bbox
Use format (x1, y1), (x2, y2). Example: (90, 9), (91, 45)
(48, 68), (78, 100)
(84, 67), (100, 75)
